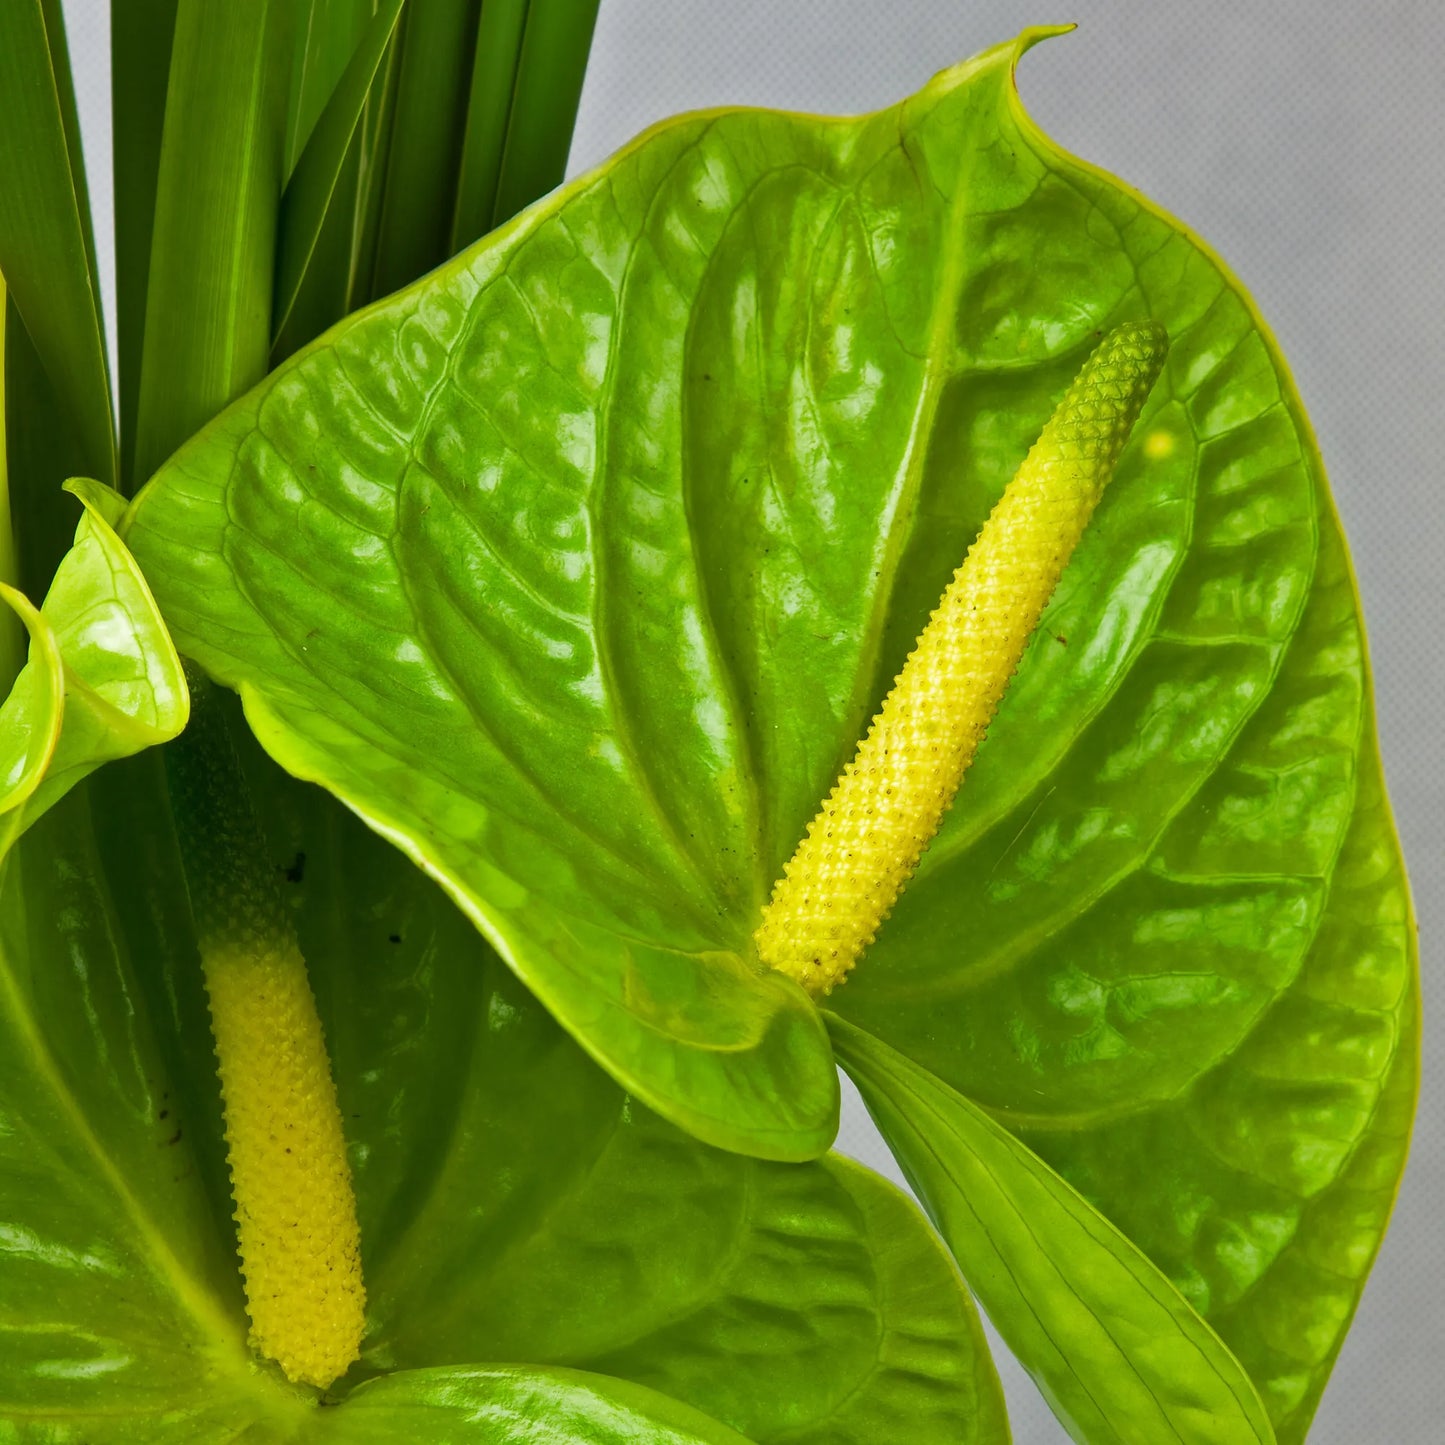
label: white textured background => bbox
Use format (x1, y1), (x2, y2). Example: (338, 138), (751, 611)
(59, 2), (1441, 1440)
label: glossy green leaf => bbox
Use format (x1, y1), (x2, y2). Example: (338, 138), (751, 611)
(829, 1015), (1272, 1445)
(2, 713), (1003, 1440)
(273, 0), (406, 359)
(120, 24), (1414, 1428)
(320, 1365), (754, 1444)
(0, 483), (187, 854)
(132, 0), (293, 483)
(0, 0), (115, 489)
(111, 0), (179, 490)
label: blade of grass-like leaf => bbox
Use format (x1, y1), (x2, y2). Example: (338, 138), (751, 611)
(365, 0), (480, 301)
(4, 301), (95, 598)
(132, 0), (294, 483)
(490, 0), (599, 227)
(283, 0), (372, 178)
(828, 1015), (1275, 1445)
(111, 0), (178, 491)
(273, 0), (407, 358)
(0, 0), (115, 489)
(0, 280), (17, 690)
(449, 0), (528, 251)
(346, 27), (404, 312)
(274, 146), (363, 367)
(40, 0), (98, 286)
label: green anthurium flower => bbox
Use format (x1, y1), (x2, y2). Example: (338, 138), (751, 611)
(119, 29), (1415, 1440)
(2, 16), (1415, 1444)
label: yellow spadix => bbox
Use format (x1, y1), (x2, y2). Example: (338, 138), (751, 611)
(755, 322), (1169, 996)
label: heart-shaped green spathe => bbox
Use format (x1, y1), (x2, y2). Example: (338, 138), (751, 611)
(121, 23), (1414, 1433)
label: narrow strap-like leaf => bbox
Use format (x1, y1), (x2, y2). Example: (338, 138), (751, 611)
(828, 1014), (1276, 1445)
(40, 0), (99, 288)
(0, 278), (18, 690)
(132, 0), (293, 483)
(364, 0), (481, 302)
(345, 25), (405, 314)
(0, 0), (115, 489)
(282, 0), (372, 178)
(490, 0), (600, 227)
(273, 0), (407, 359)
(450, 0), (529, 251)
(111, 0), (179, 491)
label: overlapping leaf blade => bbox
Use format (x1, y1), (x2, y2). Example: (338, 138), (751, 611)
(486, 0), (601, 231)
(0, 0), (114, 490)
(132, 0), (293, 483)
(0, 277), (14, 687)
(273, 0), (406, 362)
(111, 0), (178, 491)
(450, 0), (529, 249)
(283, 0), (374, 178)
(364, 0), (480, 301)
(0, 791), (275, 1438)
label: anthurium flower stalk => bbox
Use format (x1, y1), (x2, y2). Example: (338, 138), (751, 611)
(756, 322), (1169, 996)
(165, 675), (365, 1389)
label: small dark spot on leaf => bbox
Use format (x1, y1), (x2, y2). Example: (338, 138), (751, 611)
(159, 1108), (169, 1120)
(283, 852), (307, 884)
(166, 1128), (183, 1146)
(388, 933), (402, 944)
(1054, 633), (1068, 647)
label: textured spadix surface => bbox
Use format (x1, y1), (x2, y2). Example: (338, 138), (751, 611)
(756, 322), (1167, 994)
(124, 28), (1415, 1437)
